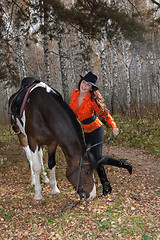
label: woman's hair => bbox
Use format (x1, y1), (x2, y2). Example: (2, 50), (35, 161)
(78, 79), (109, 114)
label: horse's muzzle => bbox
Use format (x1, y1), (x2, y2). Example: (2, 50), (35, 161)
(79, 183), (96, 201)
(79, 190), (88, 200)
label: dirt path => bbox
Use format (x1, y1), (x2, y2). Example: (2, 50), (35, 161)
(104, 146), (160, 214)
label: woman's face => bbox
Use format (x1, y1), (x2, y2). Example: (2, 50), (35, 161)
(80, 80), (92, 94)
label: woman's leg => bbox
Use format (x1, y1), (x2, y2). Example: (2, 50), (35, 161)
(84, 126), (112, 195)
(98, 156), (132, 174)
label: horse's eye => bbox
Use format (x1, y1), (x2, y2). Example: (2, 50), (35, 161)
(86, 170), (91, 175)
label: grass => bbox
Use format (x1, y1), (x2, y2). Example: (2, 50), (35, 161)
(104, 115), (160, 156)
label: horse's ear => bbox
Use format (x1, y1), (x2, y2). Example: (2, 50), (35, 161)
(87, 151), (98, 170)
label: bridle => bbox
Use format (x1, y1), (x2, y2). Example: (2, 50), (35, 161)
(61, 155), (96, 213)
(75, 156), (83, 194)
(66, 156), (96, 192)
(61, 134), (114, 212)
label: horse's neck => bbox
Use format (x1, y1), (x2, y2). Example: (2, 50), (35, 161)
(61, 143), (82, 166)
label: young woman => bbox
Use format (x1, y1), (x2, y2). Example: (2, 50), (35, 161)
(69, 71), (132, 196)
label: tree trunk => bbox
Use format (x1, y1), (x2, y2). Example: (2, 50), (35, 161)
(110, 41), (118, 114)
(57, 29), (70, 103)
(43, 35), (50, 84)
(136, 53), (142, 110)
(122, 41), (132, 111)
(98, 38), (110, 107)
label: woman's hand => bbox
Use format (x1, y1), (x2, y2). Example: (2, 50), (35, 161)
(112, 128), (119, 136)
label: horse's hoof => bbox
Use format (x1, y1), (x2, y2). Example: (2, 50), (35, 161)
(51, 187), (60, 195)
(31, 180), (35, 186)
(34, 195), (43, 200)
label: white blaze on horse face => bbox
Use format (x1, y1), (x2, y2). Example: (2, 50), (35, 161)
(49, 167), (60, 195)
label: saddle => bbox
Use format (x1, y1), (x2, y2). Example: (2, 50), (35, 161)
(8, 77), (40, 119)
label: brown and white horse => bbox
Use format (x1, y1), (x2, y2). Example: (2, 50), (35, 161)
(9, 80), (97, 200)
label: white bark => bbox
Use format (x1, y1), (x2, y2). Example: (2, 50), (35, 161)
(57, 29), (70, 103)
(136, 54), (142, 106)
(122, 41), (132, 110)
(98, 39), (110, 103)
(111, 41), (119, 113)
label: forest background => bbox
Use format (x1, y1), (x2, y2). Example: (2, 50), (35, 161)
(0, 0), (159, 122)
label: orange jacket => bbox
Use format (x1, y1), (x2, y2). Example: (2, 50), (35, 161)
(69, 89), (117, 133)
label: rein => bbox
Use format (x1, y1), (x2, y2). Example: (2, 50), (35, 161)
(61, 134), (114, 212)
(61, 157), (95, 213)
(66, 161), (90, 180)
(61, 156), (83, 213)
(75, 156), (83, 195)
(86, 134), (114, 152)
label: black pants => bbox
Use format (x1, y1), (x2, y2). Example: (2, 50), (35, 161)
(84, 125), (110, 187)
(84, 126), (132, 195)
(84, 125), (104, 161)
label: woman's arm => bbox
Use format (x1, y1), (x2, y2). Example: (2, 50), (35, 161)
(92, 101), (119, 136)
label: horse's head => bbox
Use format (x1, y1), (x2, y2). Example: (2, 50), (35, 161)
(66, 152), (98, 201)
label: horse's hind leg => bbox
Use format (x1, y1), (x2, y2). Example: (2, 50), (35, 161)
(23, 145), (35, 185)
(38, 148), (49, 184)
(48, 143), (60, 195)
(31, 146), (43, 200)
(18, 132), (49, 185)
(17, 132), (35, 185)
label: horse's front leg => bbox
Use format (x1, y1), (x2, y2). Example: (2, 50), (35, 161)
(31, 146), (42, 200)
(49, 166), (60, 195)
(48, 145), (60, 195)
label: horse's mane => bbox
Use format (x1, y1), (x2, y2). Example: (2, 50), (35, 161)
(50, 88), (86, 153)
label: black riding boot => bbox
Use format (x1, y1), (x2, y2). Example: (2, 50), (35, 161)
(99, 157), (132, 174)
(97, 165), (112, 196)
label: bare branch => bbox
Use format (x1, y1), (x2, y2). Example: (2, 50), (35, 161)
(150, 0), (160, 8)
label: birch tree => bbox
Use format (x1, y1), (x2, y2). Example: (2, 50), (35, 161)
(1, 0), (159, 119)
(121, 41), (132, 110)
(135, 53), (143, 108)
(57, 27), (70, 103)
(110, 40), (119, 114)
(39, 1), (51, 84)
(99, 39), (110, 103)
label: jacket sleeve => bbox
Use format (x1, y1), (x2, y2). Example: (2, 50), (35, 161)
(92, 101), (117, 129)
